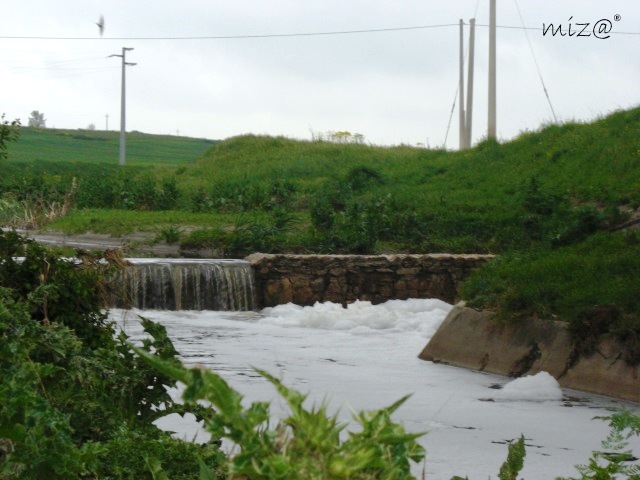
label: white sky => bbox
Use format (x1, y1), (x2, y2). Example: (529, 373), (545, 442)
(1, 1), (639, 148)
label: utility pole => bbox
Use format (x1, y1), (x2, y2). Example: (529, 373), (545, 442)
(105, 113), (109, 131)
(109, 47), (136, 165)
(488, 0), (497, 140)
(459, 19), (466, 150)
(459, 18), (476, 150)
(465, 18), (476, 149)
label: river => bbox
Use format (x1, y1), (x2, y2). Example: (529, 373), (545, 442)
(113, 299), (640, 479)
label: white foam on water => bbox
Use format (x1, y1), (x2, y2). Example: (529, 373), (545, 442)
(260, 298), (452, 337)
(493, 371), (564, 402)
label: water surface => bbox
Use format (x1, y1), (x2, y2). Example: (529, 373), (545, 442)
(113, 299), (640, 479)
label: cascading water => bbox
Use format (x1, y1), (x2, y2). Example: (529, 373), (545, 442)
(110, 259), (257, 311)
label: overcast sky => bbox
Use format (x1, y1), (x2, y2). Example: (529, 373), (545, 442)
(1, 1), (639, 148)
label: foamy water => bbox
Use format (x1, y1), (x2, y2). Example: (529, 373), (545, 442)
(113, 299), (640, 479)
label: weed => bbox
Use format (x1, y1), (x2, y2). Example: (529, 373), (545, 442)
(134, 347), (425, 480)
(156, 224), (183, 244)
(557, 410), (640, 480)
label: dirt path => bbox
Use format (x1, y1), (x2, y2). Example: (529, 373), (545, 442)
(10, 229), (181, 257)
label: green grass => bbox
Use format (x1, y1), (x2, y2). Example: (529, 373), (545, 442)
(180, 108), (640, 207)
(6, 109), (639, 253)
(9, 127), (215, 167)
(462, 231), (640, 320)
(2, 106), (640, 340)
(47, 208), (272, 236)
(460, 231), (640, 361)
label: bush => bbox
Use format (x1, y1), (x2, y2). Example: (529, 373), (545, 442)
(0, 230), (222, 478)
(551, 206), (608, 247)
(310, 172), (393, 253)
(75, 169), (181, 211)
(344, 165), (385, 191)
(0, 114), (20, 159)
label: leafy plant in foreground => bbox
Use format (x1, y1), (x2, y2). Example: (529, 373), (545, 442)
(0, 230), (222, 478)
(134, 335), (640, 480)
(557, 410), (640, 480)
(134, 346), (425, 479)
(451, 436), (526, 480)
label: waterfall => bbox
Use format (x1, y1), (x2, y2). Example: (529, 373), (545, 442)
(110, 259), (257, 311)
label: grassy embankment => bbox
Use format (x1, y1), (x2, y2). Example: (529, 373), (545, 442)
(1, 109), (640, 354)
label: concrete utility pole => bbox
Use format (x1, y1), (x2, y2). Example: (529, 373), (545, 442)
(488, 0), (497, 140)
(109, 47), (136, 165)
(459, 18), (476, 150)
(459, 20), (466, 150)
(465, 18), (476, 149)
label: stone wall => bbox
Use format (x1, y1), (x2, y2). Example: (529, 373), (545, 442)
(245, 253), (494, 308)
(419, 304), (639, 403)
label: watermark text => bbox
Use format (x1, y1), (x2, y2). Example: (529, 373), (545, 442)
(542, 15), (621, 39)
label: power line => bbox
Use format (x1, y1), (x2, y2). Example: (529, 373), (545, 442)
(3, 23), (637, 41)
(0, 23), (457, 41)
(46, 67), (119, 80)
(513, 0), (558, 123)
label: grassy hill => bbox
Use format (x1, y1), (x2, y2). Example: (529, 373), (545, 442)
(184, 111), (639, 202)
(1, 107), (639, 355)
(9, 127), (215, 167)
(2, 108), (638, 251)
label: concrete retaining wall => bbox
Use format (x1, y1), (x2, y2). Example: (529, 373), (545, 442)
(419, 305), (639, 403)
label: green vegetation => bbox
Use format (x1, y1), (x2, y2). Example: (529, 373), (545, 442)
(558, 410), (640, 480)
(0, 127), (214, 228)
(0, 230), (223, 478)
(9, 127), (215, 167)
(2, 230), (638, 479)
(0, 114), (20, 160)
(135, 345), (640, 480)
(461, 231), (640, 363)
(136, 348), (424, 479)
(1, 107), (640, 359)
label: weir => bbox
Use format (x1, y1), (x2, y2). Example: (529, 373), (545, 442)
(110, 259), (257, 311)
(107, 253), (494, 311)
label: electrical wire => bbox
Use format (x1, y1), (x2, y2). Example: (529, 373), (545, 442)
(2, 23), (636, 41)
(513, 0), (558, 123)
(46, 67), (119, 80)
(1, 53), (119, 80)
(0, 23), (458, 41)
